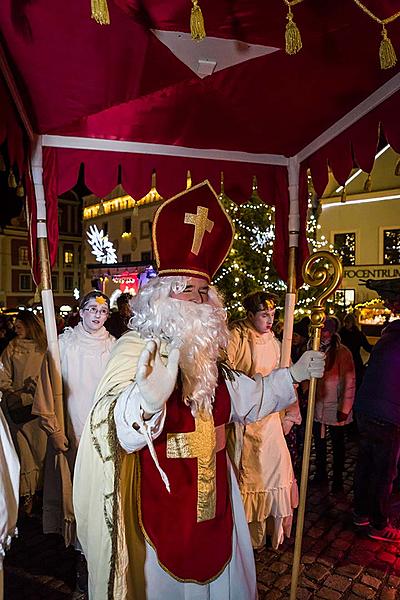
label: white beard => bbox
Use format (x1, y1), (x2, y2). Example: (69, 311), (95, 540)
(129, 278), (229, 416)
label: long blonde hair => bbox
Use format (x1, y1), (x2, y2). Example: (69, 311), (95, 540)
(15, 311), (47, 353)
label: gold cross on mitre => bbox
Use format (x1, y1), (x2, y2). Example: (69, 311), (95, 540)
(167, 413), (226, 522)
(184, 206), (214, 255)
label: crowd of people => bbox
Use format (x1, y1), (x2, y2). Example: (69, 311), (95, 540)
(0, 182), (399, 599)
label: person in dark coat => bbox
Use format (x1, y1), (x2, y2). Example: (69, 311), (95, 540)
(339, 313), (372, 390)
(105, 292), (132, 339)
(353, 283), (400, 542)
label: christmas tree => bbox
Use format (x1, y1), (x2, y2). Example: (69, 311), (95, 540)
(213, 175), (286, 319)
(214, 172), (337, 321)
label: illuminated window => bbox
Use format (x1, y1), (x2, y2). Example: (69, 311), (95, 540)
(18, 246), (29, 266)
(333, 232), (356, 266)
(335, 289), (355, 309)
(64, 251), (73, 265)
(383, 229), (400, 265)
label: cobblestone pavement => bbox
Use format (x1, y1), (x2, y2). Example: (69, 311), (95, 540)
(4, 434), (400, 599)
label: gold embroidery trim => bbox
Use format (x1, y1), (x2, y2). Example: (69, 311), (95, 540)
(167, 415), (226, 522)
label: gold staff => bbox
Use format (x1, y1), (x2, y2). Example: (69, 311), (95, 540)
(290, 250), (343, 599)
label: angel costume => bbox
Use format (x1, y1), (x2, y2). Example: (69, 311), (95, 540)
(33, 322), (115, 543)
(0, 338), (47, 498)
(0, 399), (19, 600)
(227, 320), (299, 549)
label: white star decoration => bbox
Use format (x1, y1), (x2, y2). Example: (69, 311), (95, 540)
(87, 224), (118, 264)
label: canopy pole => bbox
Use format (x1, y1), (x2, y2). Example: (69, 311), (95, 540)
(32, 136), (64, 412)
(280, 156), (300, 368)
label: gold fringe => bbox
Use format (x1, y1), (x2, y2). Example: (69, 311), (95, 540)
(8, 168), (17, 189)
(0, 153), (5, 172)
(16, 180), (25, 197)
(380, 25), (397, 69)
(340, 187), (347, 203)
(91, 0), (110, 25)
(395, 158), (400, 176)
(285, 7), (302, 55)
(190, 0), (206, 41)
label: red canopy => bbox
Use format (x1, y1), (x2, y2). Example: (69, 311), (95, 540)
(1, 0), (400, 280)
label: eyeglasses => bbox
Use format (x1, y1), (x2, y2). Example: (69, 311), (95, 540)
(83, 307), (109, 316)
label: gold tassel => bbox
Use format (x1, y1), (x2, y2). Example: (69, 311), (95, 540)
(190, 0), (206, 41)
(395, 158), (400, 176)
(340, 187), (347, 203)
(16, 180), (25, 197)
(186, 170), (192, 189)
(380, 25), (397, 69)
(363, 174), (372, 192)
(0, 153), (5, 172)
(285, 7), (302, 55)
(91, 0), (110, 25)
(8, 168), (17, 188)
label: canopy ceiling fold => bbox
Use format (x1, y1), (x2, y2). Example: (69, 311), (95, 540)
(0, 0), (400, 281)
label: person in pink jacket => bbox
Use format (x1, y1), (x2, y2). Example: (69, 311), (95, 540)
(312, 318), (356, 493)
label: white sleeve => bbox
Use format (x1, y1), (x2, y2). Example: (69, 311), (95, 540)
(114, 381), (166, 453)
(226, 368), (297, 425)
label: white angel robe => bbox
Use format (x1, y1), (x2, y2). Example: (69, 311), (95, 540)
(0, 397), (19, 600)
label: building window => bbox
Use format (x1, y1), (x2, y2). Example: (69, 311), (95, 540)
(64, 274), (74, 292)
(64, 250), (74, 266)
(383, 229), (400, 265)
(335, 289), (355, 310)
(18, 246), (29, 266)
(123, 217), (131, 234)
(141, 251), (151, 263)
(102, 222), (108, 236)
(52, 275), (58, 292)
(19, 274), (32, 291)
(140, 220), (151, 239)
(333, 232), (356, 266)
(122, 253), (131, 262)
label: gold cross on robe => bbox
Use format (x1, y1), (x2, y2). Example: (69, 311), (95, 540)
(167, 414), (226, 522)
(184, 206), (214, 255)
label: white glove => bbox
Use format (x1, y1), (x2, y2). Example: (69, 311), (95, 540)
(136, 340), (180, 416)
(289, 350), (325, 383)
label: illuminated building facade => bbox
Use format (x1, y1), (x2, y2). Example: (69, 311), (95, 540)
(317, 146), (400, 323)
(0, 191), (82, 310)
(82, 175), (163, 303)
